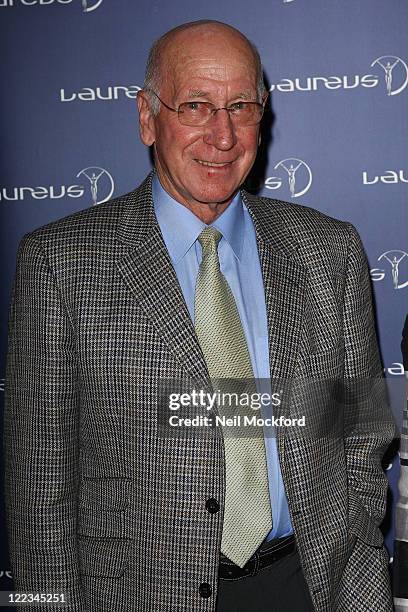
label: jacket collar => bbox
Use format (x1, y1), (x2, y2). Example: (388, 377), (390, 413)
(116, 170), (301, 262)
(115, 171), (307, 405)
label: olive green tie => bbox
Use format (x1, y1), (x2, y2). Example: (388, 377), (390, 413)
(194, 226), (272, 568)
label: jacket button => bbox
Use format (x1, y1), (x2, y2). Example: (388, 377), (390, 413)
(205, 498), (219, 514)
(199, 583), (212, 598)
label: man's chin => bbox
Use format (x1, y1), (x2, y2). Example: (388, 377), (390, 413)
(189, 184), (240, 206)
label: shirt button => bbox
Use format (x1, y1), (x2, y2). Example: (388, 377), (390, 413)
(205, 498), (220, 514)
(199, 583), (212, 598)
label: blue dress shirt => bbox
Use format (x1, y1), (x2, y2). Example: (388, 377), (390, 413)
(152, 174), (293, 540)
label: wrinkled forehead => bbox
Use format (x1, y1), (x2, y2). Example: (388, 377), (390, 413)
(162, 31), (258, 99)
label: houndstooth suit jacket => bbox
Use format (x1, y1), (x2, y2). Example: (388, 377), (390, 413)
(3, 171), (396, 611)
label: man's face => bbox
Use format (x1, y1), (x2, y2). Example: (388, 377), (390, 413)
(138, 30), (262, 216)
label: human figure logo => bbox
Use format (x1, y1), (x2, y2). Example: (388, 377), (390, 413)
(371, 56), (408, 96)
(76, 167), (114, 205)
(81, 0), (103, 12)
(377, 250), (408, 289)
(273, 158), (312, 198)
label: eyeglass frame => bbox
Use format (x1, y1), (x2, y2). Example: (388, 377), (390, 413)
(145, 88), (269, 126)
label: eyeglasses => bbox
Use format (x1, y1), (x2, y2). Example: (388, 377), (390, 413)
(147, 89), (267, 127)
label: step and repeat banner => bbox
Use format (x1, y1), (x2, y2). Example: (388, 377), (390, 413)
(1, 0), (407, 600)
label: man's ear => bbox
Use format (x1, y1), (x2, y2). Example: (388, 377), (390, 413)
(258, 130), (262, 147)
(137, 90), (156, 146)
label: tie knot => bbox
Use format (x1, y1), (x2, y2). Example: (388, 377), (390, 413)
(198, 227), (222, 255)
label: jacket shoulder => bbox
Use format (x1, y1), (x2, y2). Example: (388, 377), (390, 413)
(246, 193), (351, 234)
(243, 193), (361, 276)
(21, 189), (136, 249)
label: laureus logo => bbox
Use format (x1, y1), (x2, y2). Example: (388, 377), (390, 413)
(371, 56), (408, 96)
(269, 55), (408, 96)
(81, 0), (103, 12)
(0, 0), (104, 9)
(371, 250), (408, 289)
(0, 166), (114, 204)
(77, 167), (114, 205)
(60, 84), (140, 103)
(264, 158), (313, 198)
(384, 363), (405, 376)
(362, 168), (408, 185)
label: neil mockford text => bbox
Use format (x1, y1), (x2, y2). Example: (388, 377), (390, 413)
(166, 389), (306, 429)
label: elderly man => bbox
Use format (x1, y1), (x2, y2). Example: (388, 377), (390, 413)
(4, 19), (396, 612)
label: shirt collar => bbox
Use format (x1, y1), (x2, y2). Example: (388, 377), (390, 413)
(152, 173), (244, 264)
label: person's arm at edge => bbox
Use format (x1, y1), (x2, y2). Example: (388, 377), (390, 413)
(3, 232), (85, 611)
(342, 223), (397, 544)
(393, 315), (408, 611)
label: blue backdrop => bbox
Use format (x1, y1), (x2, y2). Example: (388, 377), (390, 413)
(1, 0), (407, 599)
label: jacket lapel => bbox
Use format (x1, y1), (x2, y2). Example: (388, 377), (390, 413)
(115, 175), (308, 400)
(115, 172), (210, 389)
(242, 191), (308, 461)
(242, 191), (308, 399)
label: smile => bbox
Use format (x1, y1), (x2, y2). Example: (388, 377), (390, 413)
(195, 160), (233, 167)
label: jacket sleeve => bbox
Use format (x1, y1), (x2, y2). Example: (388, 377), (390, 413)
(393, 321), (408, 609)
(3, 232), (85, 611)
(342, 223), (397, 544)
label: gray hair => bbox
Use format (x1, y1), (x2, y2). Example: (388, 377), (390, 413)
(143, 20), (266, 115)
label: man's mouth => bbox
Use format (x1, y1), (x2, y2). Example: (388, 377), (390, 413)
(195, 159), (233, 167)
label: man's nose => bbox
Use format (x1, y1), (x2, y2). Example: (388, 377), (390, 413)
(203, 109), (237, 150)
